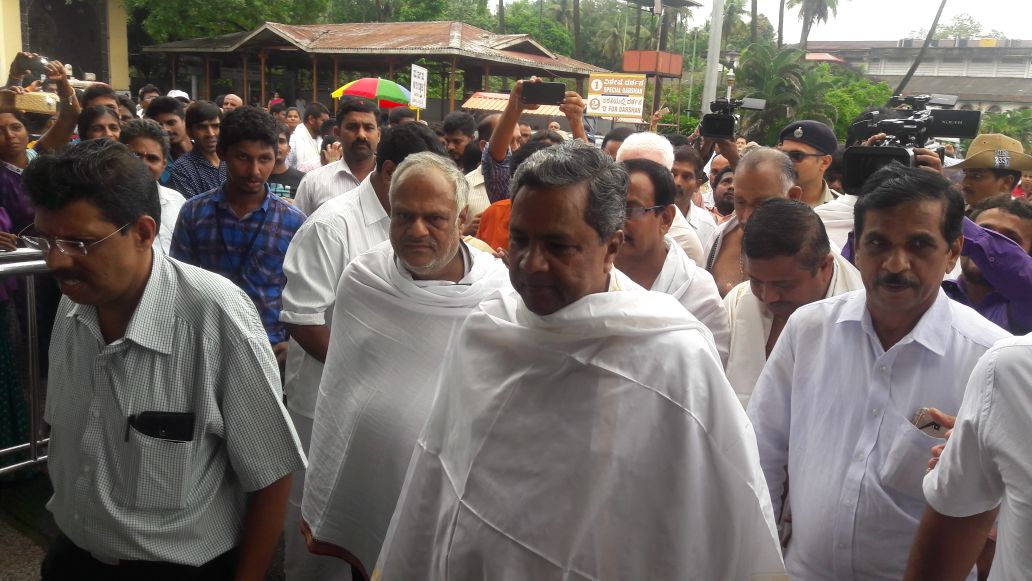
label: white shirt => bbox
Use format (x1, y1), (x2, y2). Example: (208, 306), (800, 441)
(280, 175), (390, 418)
(668, 209), (707, 265)
(814, 193), (858, 250)
(293, 158), (363, 216)
(924, 335), (1032, 581)
(156, 183), (186, 255)
(651, 236), (730, 365)
(686, 202), (717, 248)
(45, 251), (305, 564)
(748, 289), (1009, 580)
(462, 166), (492, 218)
(287, 125), (322, 170)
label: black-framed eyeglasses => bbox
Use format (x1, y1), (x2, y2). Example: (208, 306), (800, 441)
(625, 206), (664, 220)
(782, 150), (826, 163)
(19, 223), (131, 257)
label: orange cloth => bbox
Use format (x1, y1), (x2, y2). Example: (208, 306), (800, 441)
(475, 199), (511, 251)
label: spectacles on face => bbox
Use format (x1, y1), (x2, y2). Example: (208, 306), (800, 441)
(625, 206), (664, 220)
(782, 150), (825, 163)
(19, 223), (131, 257)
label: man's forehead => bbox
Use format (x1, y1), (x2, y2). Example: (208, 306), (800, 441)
(342, 112), (375, 125)
(779, 139), (819, 154)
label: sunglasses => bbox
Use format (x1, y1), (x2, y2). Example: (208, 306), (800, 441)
(783, 150), (827, 163)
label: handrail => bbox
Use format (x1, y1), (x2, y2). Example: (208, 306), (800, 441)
(0, 248), (50, 476)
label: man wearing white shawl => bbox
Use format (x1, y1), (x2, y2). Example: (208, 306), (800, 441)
(374, 141), (786, 581)
(300, 153), (509, 579)
(615, 157), (730, 364)
(724, 198), (862, 407)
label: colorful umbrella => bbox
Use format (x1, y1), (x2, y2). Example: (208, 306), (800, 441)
(331, 77), (411, 109)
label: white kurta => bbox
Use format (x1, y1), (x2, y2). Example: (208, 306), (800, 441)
(374, 275), (787, 581)
(814, 193), (858, 250)
(723, 252), (863, 407)
(651, 236), (730, 365)
(301, 241), (510, 573)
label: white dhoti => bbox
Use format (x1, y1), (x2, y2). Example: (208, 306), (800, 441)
(374, 281), (786, 580)
(301, 241), (509, 575)
(723, 252), (863, 407)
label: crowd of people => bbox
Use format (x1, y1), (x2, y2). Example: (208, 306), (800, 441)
(1, 49), (1032, 581)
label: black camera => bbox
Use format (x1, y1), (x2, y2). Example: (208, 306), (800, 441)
(699, 97), (766, 141)
(842, 94), (981, 194)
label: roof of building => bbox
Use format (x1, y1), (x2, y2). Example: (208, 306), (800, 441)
(144, 21), (607, 77)
(808, 39), (1032, 51)
(870, 75), (1032, 104)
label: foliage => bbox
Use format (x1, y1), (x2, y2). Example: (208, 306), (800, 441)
(978, 109), (1032, 146)
(822, 70), (893, 140)
(504, 0), (575, 56)
(123, 0), (331, 42)
(910, 13), (1006, 40)
(786, 0), (840, 48)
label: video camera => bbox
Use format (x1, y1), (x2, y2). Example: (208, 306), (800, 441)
(841, 93), (981, 194)
(699, 97), (766, 141)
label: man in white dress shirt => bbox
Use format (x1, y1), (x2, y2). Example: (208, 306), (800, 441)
(119, 119), (185, 254)
(300, 153), (509, 579)
(672, 144), (718, 243)
(748, 164), (1010, 580)
(724, 198), (862, 407)
(293, 100), (379, 216)
(374, 141), (786, 581)
(277, 123), (447, 581)
(286, 102), (329, 170)
(615, 157), (730, 363)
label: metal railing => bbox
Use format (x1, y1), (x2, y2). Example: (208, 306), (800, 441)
(0, 248), (50, 476)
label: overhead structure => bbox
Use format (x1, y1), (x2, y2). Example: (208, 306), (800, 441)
(144, 21), (607, 113)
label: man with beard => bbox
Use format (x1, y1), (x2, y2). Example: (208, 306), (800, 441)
(672, 145), (717, 244)
(168, 101), (226, 198)
(712, 166), (736, 221)
(441, 111), (475, 168)
(615, 158), (729, 363)
(286, 102), (330, 171)
(300, 153), (510, 579)
(706, 149), (802, 297)
(749, 164), (1010, 581)
(724, 198), (862, 406)
(942, 195), (1032, 335)
(373, 141), (786, 580)
(293, 100), (379, 216)
(278, 123), (446, 581)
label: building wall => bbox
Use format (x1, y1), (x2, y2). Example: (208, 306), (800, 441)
(1, 2), (23, 80)
(106, 0), (129, 90)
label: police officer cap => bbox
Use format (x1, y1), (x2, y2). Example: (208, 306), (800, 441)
(778, 120), (837, 156)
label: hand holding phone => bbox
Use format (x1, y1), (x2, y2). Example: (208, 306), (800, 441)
(521, 81), (566, 105)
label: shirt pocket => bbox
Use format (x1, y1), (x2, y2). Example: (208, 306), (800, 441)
(880, 418), (943, 500)
(119, 426), (194, 510)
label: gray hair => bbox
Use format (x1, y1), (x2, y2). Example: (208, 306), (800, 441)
(614, 131), (675, 170)
(736, 147), (797, 195)
(512, 140), (628, 240)
(118, 118), (170, 161)
(389, 151), (469, 217)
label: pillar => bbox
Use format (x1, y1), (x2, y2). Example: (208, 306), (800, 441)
(203, 56), (211, 101)
(311, 54), (318, 105)
(259, 51), (268, 108)
(105, 0), (130, 90)
(332, 57), (340, 112)
(448, 56), (458, 112)
(242, 54), (249, 104)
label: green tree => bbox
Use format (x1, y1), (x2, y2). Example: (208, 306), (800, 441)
(734, 43), (806, 143)
(822, 72), (893, 140)
(786, 0), (841, 49)
(979, 109), (1032, 146)
(910, 13), (1006, 40)
(505, 0), (576, 56)
(124, 0), (332, 42)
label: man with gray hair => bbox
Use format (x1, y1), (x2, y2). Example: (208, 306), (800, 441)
(299, 152), (510, 579)
(374, 141), (787, 580)
(706, 147), (802, 296)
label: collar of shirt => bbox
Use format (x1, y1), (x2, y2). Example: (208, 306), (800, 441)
(66, 250), (175, 354)
(330, 158), (360, 181)
(210, 185), (273, 217)
(835, 288), (952, 356)
(356, 175), (388, 226)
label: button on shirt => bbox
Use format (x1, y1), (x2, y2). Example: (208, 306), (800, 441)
(924, 335), (1032, 581)
(293, 158), (362, 216)
(280, 174), (390, 419)
(170, 186), (306, 344)
(44, 250), (305, 565)
(748, 289), (1009, 580)
(167, 149), (227, 198)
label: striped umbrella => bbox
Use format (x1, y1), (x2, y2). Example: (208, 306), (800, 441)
(331, 77), (411, 109)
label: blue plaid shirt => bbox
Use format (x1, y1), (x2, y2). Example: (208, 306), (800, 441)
(168, 149), (227, 198)
(170, 185), (306, 343)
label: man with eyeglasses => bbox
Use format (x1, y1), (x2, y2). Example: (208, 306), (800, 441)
(777, 120), (840, 208)
(21, 139), (305, 581)
(615, 158), (729, 364)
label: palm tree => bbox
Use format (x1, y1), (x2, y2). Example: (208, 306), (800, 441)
(723, 0), (748, 43)
(498, 0), (505, 33)
(751, 0), (758, 43)
(735, 43), (806, 142)
(787, 0), (840, 49)
(777, 0), (785, 47)
(794, 66), (838, 126)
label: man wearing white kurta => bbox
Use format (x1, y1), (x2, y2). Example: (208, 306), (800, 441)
(301, 153), (509, 578)
(279, 123), (447, 581)
(615, 157), (729, 363)
(748, 165), (1010, 580)
(724, 198), (862, 407)
(375, 142), (786, 580)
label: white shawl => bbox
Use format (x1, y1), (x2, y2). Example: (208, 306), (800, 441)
(374, 284), (787, 580)
(301, 240), (510, 572)
(651, 236), (730, 365)
(723, 252), (863, 408)
(814, 194), (858, 250)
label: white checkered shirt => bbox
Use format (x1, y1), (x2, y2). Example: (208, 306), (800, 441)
(44, 250), (306, 565)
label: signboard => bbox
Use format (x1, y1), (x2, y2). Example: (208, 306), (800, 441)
(585, 73), (647, 119)
(410, 64), (428, 110)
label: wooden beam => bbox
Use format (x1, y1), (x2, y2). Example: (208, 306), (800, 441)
(311, 54), (318, 105)
(259, 51), (268, 108)
(170, 54), (177, 91)
(333, 56), (340, 113)
(203, 56), (211, 101)
(387, 58), (395, 81)
(484, 64), (491, 92)
(242, 54), (249, 105)
(448, 56), (458, 113)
